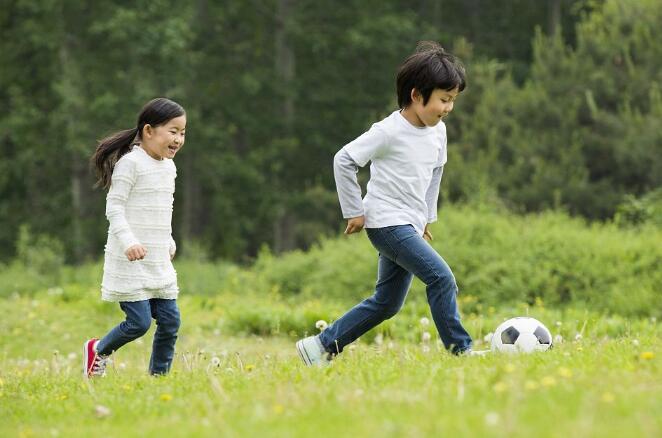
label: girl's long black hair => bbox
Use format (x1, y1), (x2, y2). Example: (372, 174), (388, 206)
(91, 97), (185, 189)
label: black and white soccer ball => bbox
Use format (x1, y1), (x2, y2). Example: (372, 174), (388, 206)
(490, 317), (553, 353)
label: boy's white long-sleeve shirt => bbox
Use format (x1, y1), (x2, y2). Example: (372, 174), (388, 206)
(334, 110), (447, 234)
(101, 146), (179, 302)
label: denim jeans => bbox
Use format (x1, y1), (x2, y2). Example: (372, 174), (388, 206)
(96, 298), (181, 375)
(319, 225), (472, 355)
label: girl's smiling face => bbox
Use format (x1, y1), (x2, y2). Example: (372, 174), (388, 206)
(141, 115), (187, 160)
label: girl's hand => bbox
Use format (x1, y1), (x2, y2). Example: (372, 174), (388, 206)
(423, 224), (433, 241)
(345, 216), (365, 234)
(125, 244), (147, 261)
(170, 250), (176, 261)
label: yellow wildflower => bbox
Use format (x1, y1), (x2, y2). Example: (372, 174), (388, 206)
(524, 380), (539, 391)
(541, 376), (557, 387)
(557, 367), (573, 378)
(601, 392), (615, 403)
(640, 351), (655, 360)
(160, 393), (173, 402)
(493, 382), (508, 393)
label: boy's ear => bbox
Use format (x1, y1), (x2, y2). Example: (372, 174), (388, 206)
(410, 88), (422, 104)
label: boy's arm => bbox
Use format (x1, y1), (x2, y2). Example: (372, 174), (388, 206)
(425, 165), (444, 224)
(335, 123), (387, 234)
(106, 159), (141, 252)
(333, 149), (365, 219)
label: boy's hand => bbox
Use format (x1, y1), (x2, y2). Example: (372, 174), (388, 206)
(423, 224), (433, 241)
(170, 250), (176, 261)
(345, 216), (365, 235)
(125, 244), (147, 261)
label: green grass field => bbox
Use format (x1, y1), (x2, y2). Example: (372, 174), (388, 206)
(2, 206), (661, 437)
(1, 290), (660, 438)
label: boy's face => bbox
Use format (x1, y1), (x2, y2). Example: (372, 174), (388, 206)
(411, 87), (460, 127)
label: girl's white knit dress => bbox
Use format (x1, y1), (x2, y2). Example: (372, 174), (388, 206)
(101, 146), (179, 302)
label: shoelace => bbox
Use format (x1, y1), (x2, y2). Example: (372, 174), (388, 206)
(91, 354), (109, 376)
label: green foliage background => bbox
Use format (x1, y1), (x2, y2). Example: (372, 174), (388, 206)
(2, 0), (660, 263)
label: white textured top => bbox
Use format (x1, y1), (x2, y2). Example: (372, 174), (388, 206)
(101, 146), (179, 302)
(342, 110), (447, 234)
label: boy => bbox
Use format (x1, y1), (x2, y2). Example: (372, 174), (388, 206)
(296, 42), (479, 366)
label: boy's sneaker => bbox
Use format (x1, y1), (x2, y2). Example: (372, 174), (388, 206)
(83, 338), (109, 378)
(296, 335), (331, 367)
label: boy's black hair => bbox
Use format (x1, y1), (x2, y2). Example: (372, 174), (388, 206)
(396, 41), (466, 108)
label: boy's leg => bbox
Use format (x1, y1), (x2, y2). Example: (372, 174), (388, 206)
(96, 300), (152, 356)
(388, 225), (472, 354)
(319, 250), (413, 355)
(148, 299), (181, 375)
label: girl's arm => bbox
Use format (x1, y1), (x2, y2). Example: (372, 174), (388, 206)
(105, 158), (140, 251)
(169, 236), (176, 260)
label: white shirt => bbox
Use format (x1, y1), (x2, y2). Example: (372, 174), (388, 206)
(342, 110), (447, 234)
(101, 146), (179, 302)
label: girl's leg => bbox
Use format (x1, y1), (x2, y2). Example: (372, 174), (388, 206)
(319, 239), (414, 354)
(148, 299), (181, 375)
(388, 225), (472, 354)
(96, 301), (152, 356)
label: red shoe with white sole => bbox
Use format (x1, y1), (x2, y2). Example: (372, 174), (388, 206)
(83, 338), (108, 378)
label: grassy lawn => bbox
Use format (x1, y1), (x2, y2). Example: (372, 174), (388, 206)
(1, 292), (660, 438)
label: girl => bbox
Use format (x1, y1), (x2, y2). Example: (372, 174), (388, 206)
(84, 97), (186, 377)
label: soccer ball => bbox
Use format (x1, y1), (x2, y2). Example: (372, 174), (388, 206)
(490, 317), (553, 353)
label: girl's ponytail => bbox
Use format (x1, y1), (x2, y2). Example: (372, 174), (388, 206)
(91, 97), (185, 190)
(91, 126), (139, 190)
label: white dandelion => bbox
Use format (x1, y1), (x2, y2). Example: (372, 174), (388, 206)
(419, 317), (430, 327)
(315, 320), (328, 331)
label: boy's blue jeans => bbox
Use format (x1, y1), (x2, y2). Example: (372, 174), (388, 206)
(96, 298), (181, 375)
(319, 225), (472, 355)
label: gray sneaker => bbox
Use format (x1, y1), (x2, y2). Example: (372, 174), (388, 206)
(296, 335), (331, 366)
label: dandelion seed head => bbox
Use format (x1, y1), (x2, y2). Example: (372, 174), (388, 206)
(315, 320), (328, 331)
(94, 404), (111, 418)
(419, 317), (430, 327)
(484, 412), (500, 426)
(421, 331), (432, 342)
(553, 334), (564, 344)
